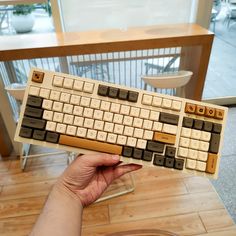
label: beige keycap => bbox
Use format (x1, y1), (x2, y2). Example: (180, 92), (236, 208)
(113, 114), (123, 124)
(83, 108), (94, 118)
(110, 103), (120, 113)
(42, 99), (53, 110)
(133, 128), (144, 139)
(50, 90), (60, 100)
(133, 118), (143, 128)
(196, 161), (206, 172)
(114, 124), (124, 135)
(97, 131), (107, 142)
(29, 86), (40, 96)
(178, 147), (188, 158)
(73, 116), (84, 126)
(130, 107), (140, 117)
(52, 102), (63, 112)
(104, 122), (114, 132)
(84, 118), (94, 129)
(186, 159), (196, 169)
(142, 120), (153, 130)
(73, 106), (83, 116)
(199, 141), (209, 152)
(63, 114), (74, 125)
(90, 99), (101, 109)
(181, 127), (191, 138)
(140, 109), (150, 119)
(153, 122), (163, 131)
(59, 135), (122, 154)
(87, 129), (97, 140)
(60, 92), (70, 103)
(56, 123), (67, 133)
(188, 149), (198, 160)
(117, 135), (127, 145)
(191, 129), (201, 140)
(93, 110), (103, 120)
(172, 100), (182, 111)
(127, 137), (137, 147)
(152, 96), (162, 107)
(73, 80), (84, 91)
(149, 111), (159, 121)
(63, 78), (74, 89)
(94, 120), (104, 131)
(63, 104), (73, 114)
(142, 94), (153, 105)
(80, 97), (91, 107)
(189, 139), (200, 150)
(179, 137), (190, 148)
(143, 130), (153, 140)
(46, 121), (56, 131)
(123, 116), (133, 126)
(70, 95), (80, 105)
(43, 110), (53, 121)
(162, 124), (177, 135)
(200, 131), (211, 142)
(53, 112), (63, 123)
(197, 151), (208, 162)
(66, 125), (77, 136)
(100, 101), (110, 111)
(120, 105), (130, 115)
(104, 112), (114, 122)
(76, 127), (87, 138)
(53, 76), (64, 87)
(162, 98), (172, 109)
(136, 139), (147, 149)
(124, 126), (134, 136)
(107, 133), (117, 144)
(83, 82), (94, 93)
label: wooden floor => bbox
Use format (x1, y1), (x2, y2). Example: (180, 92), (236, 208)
(0, 149), (236, 236)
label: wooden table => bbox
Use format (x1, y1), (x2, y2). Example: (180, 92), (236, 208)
(0, 150), (235, 236)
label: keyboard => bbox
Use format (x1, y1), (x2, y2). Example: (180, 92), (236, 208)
(15, 68), (228, 179)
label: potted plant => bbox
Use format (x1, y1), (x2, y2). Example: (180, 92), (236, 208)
(11, 4), (35, 33)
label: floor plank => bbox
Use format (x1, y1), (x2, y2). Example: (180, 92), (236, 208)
(0, 196), (46, 219)
(82, 213), (206, 236)
(0, 159), (11, 173)
(195, 227), (236, 236)
(109, 192), (224, 224)
(0, 179), (56, 201)
(199, 209), (235, 233)
(0, 215), (38, 236)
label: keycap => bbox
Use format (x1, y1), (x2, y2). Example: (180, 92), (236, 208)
(133, 148), (143, 159)
(215, 109), (224, 120)
(128, 91), (139, 102)
(22, 117), (46, 129)
(83, 82), (94, 93)
(153, 132), (176, 145)
(46, 132), (59, 143)
(118, 89), (128, 100)
(27, 96), (43, 108)
(122, 146), (133, 157)
(29, 86), (40, 96)
(186, 159), (196, 169)
(147, 141), (164, 153)
(53, 75), (63, 87)
(205, 107), (215, 118)
(165, 157), (174, 168)
(165, 146), (176, 158)
(73, 80), (84, 91)
(185, 103), (196, 113)
(63, 78), (74, 89)
(32, 71), (44, 83)
(213, 123), (222, 134)
(182, 117), (193, 128)
(193, 119), (203, 130)
(206, 153), (218, 174)
(203, 121), (213, 132)
(174, 158), (184, 170)
(59, 135), (122, 154)
(19, 127), (33, 138)
(98, 85), (109, 96)
(24, 106), (43, 118)
(142, 94), (152, 105)
(142, 150), (153, 161)
(209, 133), (220, 154)
(108, 87), (119, 98)
(159, 112), (179, 125)
(33, 130), (46, 141)
(153, 154), (165, 166)
(195, 105), (205, 116)
(39, 88), (50, 99)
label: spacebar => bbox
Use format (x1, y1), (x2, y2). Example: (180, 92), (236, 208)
(59, 135), (122, 155)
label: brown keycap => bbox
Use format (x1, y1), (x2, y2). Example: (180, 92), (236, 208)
(59, 135), (122, 155)
(215, 109), (224, 120)
(185, 103), (196, 114)
(195, 105), (205, 116)
(205, 107), (215, 118)
(206, 153), (218, 174)
(32, 71), (44, 83)
(153, 132), (176, 145)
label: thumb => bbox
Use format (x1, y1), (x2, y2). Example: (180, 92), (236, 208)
(75, 153), (121, 168)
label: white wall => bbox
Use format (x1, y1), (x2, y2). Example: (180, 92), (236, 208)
(59, 0), (197, 32)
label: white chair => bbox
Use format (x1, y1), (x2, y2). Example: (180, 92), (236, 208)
(142, 70), (193, 98)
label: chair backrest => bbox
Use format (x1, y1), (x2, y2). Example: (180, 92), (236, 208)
(5, 83), (26, 101)
(142, 70), (193, 98)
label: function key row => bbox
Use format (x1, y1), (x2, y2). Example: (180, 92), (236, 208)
(97, 85), (139, 103)
(183, 117), (222, 133)
(185, 103), (224, 120)
(52, 76), (94, 94)
(141, 94), (182, 111)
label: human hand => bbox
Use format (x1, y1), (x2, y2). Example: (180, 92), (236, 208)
(56, 154), (142, 207)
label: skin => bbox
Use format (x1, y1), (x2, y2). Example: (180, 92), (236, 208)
(30, 154), (142, 236)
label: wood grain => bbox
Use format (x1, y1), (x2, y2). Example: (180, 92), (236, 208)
(0, 149), (235, 235)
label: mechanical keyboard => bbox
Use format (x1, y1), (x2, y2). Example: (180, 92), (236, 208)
(14, 68), (228, 178)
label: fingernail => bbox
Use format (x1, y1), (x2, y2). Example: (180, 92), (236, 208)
(112, 155), (120, 161)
